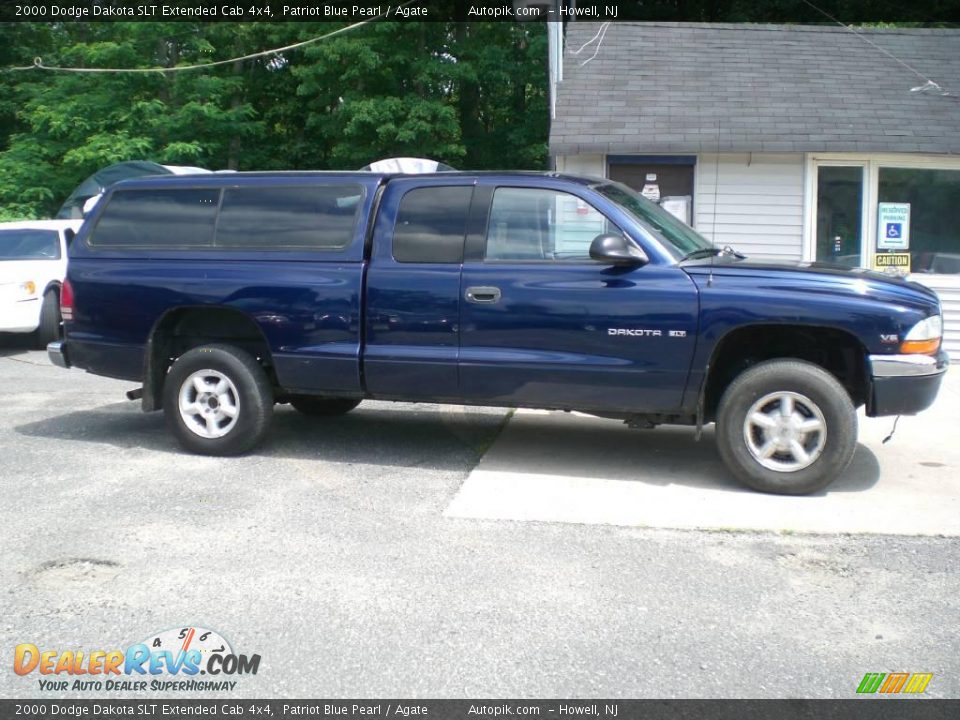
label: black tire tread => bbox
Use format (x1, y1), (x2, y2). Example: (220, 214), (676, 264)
(35, 288), (61, 348)
(163, 343), (273, 456)
(715, 359), (857, 495)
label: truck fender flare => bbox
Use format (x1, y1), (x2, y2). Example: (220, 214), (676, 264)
(140, 305), (273, 412)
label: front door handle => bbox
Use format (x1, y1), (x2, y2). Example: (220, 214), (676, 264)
(465, 286), (501, 304)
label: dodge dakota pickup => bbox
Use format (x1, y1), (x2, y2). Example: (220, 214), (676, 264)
(48, 171), (948, 494)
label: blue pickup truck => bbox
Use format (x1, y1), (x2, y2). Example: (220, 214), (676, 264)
(48, 170), (948, 495)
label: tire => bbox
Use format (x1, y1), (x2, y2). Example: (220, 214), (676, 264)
(715, 359), (857, 495)
(163, 344), (273, 456)
(35, 288), (61, 348)
(289, 396), (361, 416)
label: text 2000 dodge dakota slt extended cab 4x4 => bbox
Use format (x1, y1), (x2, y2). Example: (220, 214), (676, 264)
(48, 171), (948, 494)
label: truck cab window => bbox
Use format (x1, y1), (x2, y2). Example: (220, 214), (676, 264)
(485, 187), (613, 262)
(392, 186), (472, 264)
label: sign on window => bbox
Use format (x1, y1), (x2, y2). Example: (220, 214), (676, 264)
(873, 252), (911, 273)
(877, 203), (910, 250)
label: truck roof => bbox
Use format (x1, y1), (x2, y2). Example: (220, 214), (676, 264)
(107, 170), (604, 190)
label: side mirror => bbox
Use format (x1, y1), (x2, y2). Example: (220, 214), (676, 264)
(589, 233), (648, 267)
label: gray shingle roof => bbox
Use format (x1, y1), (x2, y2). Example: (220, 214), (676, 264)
(550, 23), (960, 156)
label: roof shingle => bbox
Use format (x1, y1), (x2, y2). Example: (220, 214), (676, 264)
(550, 23), (960, 156)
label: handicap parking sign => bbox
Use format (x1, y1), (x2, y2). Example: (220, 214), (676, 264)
(878, 203), (910, 250)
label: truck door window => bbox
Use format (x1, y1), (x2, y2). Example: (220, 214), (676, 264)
(392, 186), (472, 263)
(485, 187), (613, 262)
(216, 185), (363, 250)
(90, 188), (219, 248)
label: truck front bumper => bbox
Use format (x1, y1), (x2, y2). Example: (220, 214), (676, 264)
(867, 351), (949, 417)
(47, 340), (70, 369)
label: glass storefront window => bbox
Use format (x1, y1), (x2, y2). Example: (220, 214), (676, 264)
(878, 168), (960, 275)
(816, 166), (864, 268)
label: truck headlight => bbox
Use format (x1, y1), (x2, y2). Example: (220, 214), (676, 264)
(901, 315), (942, 355)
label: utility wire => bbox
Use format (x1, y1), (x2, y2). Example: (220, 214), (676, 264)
(798, 0), (951, 95)
(577, 21), (610, 67)
(2, 1), (415, 74)
(566, 22), (607, 55)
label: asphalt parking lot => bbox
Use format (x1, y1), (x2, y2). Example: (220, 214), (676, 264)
(1, 335), (959, 698)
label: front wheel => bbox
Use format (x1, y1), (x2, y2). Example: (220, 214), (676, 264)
(715, 359), (857, 495)
(163, 344), (273, 456)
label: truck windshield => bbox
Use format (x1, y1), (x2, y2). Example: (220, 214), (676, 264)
(594, 182), (713, 259)
(0, 229), (61, 261)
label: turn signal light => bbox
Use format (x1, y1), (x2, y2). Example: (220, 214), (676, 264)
(900, 315), (942, 355)
(900, 338), (941, 355)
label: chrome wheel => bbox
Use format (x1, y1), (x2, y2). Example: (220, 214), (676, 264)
(178, 369), (240, 439)
(742, 391), (826, 473)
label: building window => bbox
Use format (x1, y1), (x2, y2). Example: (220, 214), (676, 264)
(878, 168), (960, 275)
(607, 156), (695, 225)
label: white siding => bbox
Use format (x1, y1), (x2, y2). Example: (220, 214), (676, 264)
(912, 276), (960, 359)
(695, 153), (805, 262)
(555, 154), (605, 178)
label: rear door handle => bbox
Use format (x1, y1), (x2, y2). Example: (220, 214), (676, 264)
(465, 286), (501, 304)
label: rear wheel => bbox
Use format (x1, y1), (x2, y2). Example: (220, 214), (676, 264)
(35, 288), (61, 348)
(163, 344), (273, 456)
(715, 359), (857, 495)
(289, 396), (361, 416)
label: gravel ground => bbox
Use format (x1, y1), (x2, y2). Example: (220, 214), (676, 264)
(1, 337), (957, 699)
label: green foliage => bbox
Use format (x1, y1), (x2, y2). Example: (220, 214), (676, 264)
(0, 21), (549, 219)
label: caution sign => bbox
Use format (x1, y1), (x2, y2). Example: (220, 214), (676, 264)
(874, 252), (911, 273)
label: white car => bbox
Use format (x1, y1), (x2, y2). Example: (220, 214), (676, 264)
(0, 220), (81, 346)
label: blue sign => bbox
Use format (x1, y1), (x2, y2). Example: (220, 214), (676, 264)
(886, 223), (902, 239)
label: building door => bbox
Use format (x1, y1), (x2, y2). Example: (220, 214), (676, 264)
(814, 164), (866, 267)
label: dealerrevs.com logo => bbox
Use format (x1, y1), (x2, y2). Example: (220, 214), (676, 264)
(14, 626), (261, 692)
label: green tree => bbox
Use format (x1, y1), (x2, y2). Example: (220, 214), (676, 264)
(0, 20), (549, 220)
(0, 21), (265, 218)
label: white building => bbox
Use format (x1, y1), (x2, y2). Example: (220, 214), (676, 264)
(550, 23), (960, 355)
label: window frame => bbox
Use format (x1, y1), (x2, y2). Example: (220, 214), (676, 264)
(0, 229), (62, 261)
(214, 183), (366, 252)
(803, 152), (960, 282)
(87, 186), (221, 251)
(480, 185), (623, 265)
(82, 179), (373, 262)
(390, 184), (475, 265)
